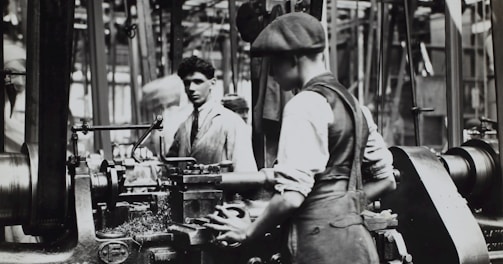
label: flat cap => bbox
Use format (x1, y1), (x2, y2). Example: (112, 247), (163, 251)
(251, 12), (325, 56)
(221, 94), (249, 111)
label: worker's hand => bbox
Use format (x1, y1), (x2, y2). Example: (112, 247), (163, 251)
(204, 205), (252, 244)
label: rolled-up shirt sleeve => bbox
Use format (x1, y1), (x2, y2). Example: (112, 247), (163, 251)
(361, 106), (394, 181)
(273, 92), (332, 197)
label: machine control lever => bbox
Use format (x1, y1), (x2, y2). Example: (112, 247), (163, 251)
(131, 115), (163, 162)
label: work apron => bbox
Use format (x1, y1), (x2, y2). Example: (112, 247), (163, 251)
(283, 81), (379, 264)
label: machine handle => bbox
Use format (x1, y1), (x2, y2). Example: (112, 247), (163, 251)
(131, 115), (163, 162)
(160, 156), (197, 164)
(219, 170), (276, 190)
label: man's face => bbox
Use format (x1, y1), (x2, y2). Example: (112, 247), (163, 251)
(4, 60), (26, 93)
(183, 72), (215, 107)
(270, 55), (301, 92)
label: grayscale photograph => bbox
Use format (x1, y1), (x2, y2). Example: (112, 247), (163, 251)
(0, 0), (498, 263)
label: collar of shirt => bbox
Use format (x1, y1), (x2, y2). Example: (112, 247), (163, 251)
(193, 101), (216, 129)
(301, 71), (333, 91)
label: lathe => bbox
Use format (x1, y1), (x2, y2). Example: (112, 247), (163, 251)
(0, 112), (411, 264)
(381, 133), (503, 264)
(0, 114), (284, 264)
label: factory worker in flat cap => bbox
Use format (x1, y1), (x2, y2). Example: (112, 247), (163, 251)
(221, 94), (250, 123)
(205, 12), (395, 264)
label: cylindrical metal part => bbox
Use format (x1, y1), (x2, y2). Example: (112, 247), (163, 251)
(439, 154), (471, 194)
(219, 171), (275, 191)
(0, 153), (31, 225)
(134, 233), (174, 245)
(476, 215), (503, 229)
(91, 172), (109, 203)
(489, 250), (503, 261)
(91, 160), (121, 209)
(442, 145), (495, 200)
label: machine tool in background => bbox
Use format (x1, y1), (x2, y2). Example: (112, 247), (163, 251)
(0, 113), (409, 264)
(0, 120), (278, 263)
(369, 1), (503, 263)
(0, 113), (286, 264)
(381, 131), (503, 264)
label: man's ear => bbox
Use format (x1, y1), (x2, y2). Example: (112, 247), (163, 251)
(210, 77), (217, 86)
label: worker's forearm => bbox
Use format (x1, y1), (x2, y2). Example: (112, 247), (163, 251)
(363, 176), (396, 202)
(245, 191), (304, 241)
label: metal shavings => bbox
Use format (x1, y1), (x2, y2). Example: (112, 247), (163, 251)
(102, 198), (171, 237)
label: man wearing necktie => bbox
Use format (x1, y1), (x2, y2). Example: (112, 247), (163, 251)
(168, 56), (257, 173)
(190, 105), (199, 146)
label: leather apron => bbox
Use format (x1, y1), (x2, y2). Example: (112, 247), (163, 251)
(283, 75), (379, 264)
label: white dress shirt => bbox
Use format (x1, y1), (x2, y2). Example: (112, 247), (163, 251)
(272, 91), (394, 197)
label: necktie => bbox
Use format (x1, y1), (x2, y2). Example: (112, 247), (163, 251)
(190, 107), (199, 146)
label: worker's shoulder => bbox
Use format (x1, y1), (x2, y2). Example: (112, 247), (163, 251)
(213, 104), (246, 123)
